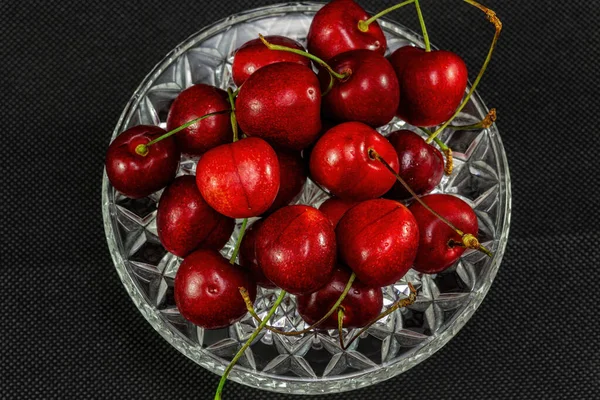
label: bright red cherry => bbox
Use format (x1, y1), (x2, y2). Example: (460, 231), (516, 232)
(174, 249), (257, 330)
(264, 149), (307, 214)
(385, 130), (444, 200)
(166, 84), (232, 155)
(236, 62), (322, 150)
(408, 194), (479, 274)
(320, 49), (399, 128)
(238, 219), (276, 288)
(318, 197), (359, 228)
(232, 36), (311, 87)
(297, 267), (383, 329)
(255, 205), (336, 295)
(105, 125), (179, 199)
(307, 0), (386, 62)
(309, 122), (399, 201)
(389, 46), (468, 127)
(337, 199), (419, 287)
(196, 137), (280, 219)
(157, 176), (234, 258)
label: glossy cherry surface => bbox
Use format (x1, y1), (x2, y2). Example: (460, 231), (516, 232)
(318, 197), (358, 228)
(238, 219), (276, 288)
(265, 149), (307, 214)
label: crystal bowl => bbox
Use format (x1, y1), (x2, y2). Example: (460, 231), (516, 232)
(102, 2), (511, 395)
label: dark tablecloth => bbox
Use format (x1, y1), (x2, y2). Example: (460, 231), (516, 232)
(3, 0), (599, 398)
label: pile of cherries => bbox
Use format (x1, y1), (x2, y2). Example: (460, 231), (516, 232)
(105, 0), (501, 397)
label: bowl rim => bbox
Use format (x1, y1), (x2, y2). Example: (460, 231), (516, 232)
(102, 1), (512, 394)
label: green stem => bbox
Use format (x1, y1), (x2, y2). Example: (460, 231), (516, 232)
(357, 0), (415, 32)
(214, 290), (286, 400)
(134, 110), (230, 156)
(421, 127), (453, 175)
(229, 218), (248, 265)
(226, 88), (239, 142)
(337, 307), (345, 349)
(426, 0), (502, 144)
(414, 0), (431, 51)
(448, 108), (497, 131)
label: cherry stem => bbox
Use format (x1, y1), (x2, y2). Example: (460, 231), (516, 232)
(226, 88), (239, 142)
(421, 128), (454, 175)
(134, 110), (231, 156)
(229, 218), (248, 265)
(214, 289), (286, 400)
(341, 283), (417, 350)
(258, 34), (350, 96)
(413, 0), (431, 51)
(337, 307), (345, 349)
(449, 108), (497, 131)
(368, 148), (492, 257)
(426, 0), (502, 144)
(240, 273), (357, 336)
(357, 0), (415, 32)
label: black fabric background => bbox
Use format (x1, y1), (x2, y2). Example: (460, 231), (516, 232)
(2, 0), (599, 398)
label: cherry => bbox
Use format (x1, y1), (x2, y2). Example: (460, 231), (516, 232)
(156, 176), (234, 257)
(265, 149), (307, 214)
(174, 249), (256, 330)
(255, 205), (336, 295)
(238, 219), (276, 288)
(232, 36), (311, 87)
(408, 194), (478, 274)
(318, 197), (358, 228)
(309, 122), (399, 201)
(236, 62), (322, 150)
(166, 84), (232, 155)
(307, 0), (386, 62)
(336, 198), (419, 287)
(297, 267), (383, 329)
(385, 130), (444, 200)
(319, 49), (399, 128)
(196, 137), (280, 219)
(389, 46), (468, 127)
(105, 125), (179, 199)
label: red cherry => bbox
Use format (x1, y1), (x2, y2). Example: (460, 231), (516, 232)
(307, 0), (386, 62)
(389, 47), (468, 127)
(166, 84), (232, 155)
(196, 137), (280, 218)
(157, 176), (234, 257)
(320, 49), (399, 128)
(174, 249), (256, 330)
(318, 197), (359, 228)
(309, 122), (399, 201)
(297, 267), (383, 329)
(408, 194), (478, 274)
(264, 149), (307, 214)
(232, 36), (311, 87)
(236, 62), (322, 150)
(255, 205), (336, 295)
(238, 219), (276, 288)
(337, 199), (419, 287)
(385, 130), (444, 200)
(105, 125), (179, 199)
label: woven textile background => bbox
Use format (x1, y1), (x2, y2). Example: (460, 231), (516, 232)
(2, 0), (599, 398)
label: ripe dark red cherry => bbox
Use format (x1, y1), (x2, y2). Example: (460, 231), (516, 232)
(320, 49), (399, 128)
(255, 205), (336, 295)
(166, 84), (232, 155)
(307, 0), (386, 62)
(386, 130), (444, 200)
(318, 197), (359, 228)
(389, 46), (468, 127)
(337, 199), (419, 287)
(408, 194), (479, 274)
(265, 149), (307, 214)
(297, 267), (383, 329)
(105, 125), (179, 199)
(157, 176), (234, 257)
(309, 122), (399, 201)
(196, 137), (280, 219)
(238, 219), (276, 288)
(232, 36), (311, 87)
(174, 249), (257, 330)
(236, 62), (322, 150)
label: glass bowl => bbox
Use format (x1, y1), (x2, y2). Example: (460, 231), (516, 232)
(102, 2), (511, 395)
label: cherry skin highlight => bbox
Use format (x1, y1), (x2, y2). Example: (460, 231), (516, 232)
(105, 125), (179, 199)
